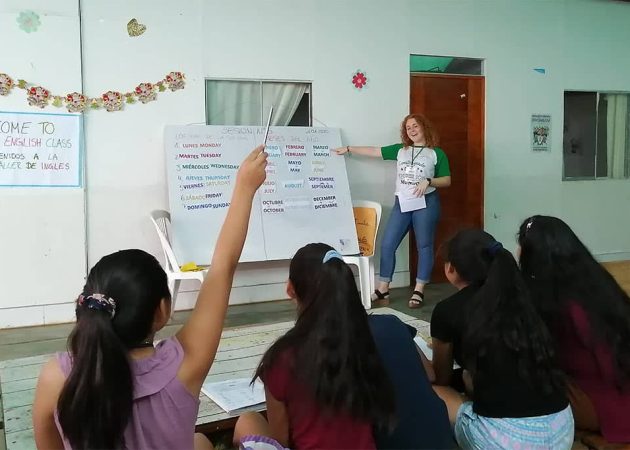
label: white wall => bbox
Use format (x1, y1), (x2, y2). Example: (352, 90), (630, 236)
(2, 0), (630, 327)
(0, 0), (86, 327)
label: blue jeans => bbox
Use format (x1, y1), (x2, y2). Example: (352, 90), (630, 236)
(379, 193), (441, 285)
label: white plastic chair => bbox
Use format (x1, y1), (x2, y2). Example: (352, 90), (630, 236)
(343, 200), (382, 310)
(150, 210), (207, 317)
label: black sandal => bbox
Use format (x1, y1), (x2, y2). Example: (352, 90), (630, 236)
(371, 289), (390, 307)
(408, 291), (424, 309)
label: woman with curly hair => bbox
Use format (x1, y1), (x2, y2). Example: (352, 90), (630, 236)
(335, 114), (451, 308)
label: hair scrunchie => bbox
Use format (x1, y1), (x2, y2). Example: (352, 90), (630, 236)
(78, 293), (116, 318)
(322, 250), (343, 263)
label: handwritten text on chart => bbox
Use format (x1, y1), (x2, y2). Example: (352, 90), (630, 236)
(176, 152), (221, 159)
(165, 125), (360, 263)
(168, 128), (346, 215)
(180, 143), (222, 149)
(181, 192), (223, 202)
(286, 160), (302, 173)
(262, 180), (276, 194)
(312, 145), (329, 157)
(283, 179), (304, 189)
(284, 145), (306, 157)
(311, 160), (326, 173)
(266, 145), (282, 158)
(0, 120), (57, 135)
(169, 136), (236, 211)
(178, 163), (239, 170)
(262, 199), (284, 213)
(0, 114), (81, 187)
(309, 176), (335, 190)
(313, 195), (338, 209)
(185, 201), (230, 211)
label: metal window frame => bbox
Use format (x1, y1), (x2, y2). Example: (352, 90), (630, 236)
(562, 90), (630, 181)
(204, 78), (313, 126)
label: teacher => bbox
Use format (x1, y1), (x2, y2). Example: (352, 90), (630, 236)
(335, 114), (451, 308)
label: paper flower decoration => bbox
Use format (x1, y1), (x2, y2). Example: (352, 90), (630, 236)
(135, 82), (156, 103)
(352, 70), (368, 90)
(27, 86), (50, 108)
(102, 91), (123, 112)
(17, 10), (41, 33)
(165, 72), (185, 91)
(66, 92), (87, 113)
(0, 71), (185, 112)
(0, 73), (14, 95)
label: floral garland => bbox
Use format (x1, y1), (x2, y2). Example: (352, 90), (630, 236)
(0, 71), (185, 113)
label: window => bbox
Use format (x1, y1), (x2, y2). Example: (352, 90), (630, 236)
(410, 54), (483, 76)
(205, 79), (311, 126)
(563, 91), (630, 180)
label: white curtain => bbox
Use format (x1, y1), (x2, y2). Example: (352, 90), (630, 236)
(206, 80), (308, 126)
(262, 82), (308, 126)
(606, 94), (629, 179)
(205, 80), (261, 126)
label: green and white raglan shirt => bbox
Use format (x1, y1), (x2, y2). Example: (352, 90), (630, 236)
(381, 143), (450, 200)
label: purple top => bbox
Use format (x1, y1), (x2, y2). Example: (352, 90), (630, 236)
(54, 336), (200, 450)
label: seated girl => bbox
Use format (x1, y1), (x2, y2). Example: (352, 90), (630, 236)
(32, 147), (268, 450)
(233, 243), (395, 450)
(518, 215), (630, 443)
(433, 229), (574, 450)
(430, 230), (487, 390)
(369, 313), (455, 449)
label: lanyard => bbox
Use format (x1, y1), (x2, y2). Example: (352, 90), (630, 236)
(411, 146), (424, 166)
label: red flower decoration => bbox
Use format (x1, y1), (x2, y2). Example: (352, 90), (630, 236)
(352, 71), (368, 89)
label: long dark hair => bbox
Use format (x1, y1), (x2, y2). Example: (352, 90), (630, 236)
(57, 249), (170, 450)
(445, 229), (565, 395)
(518, 215), (630, 384)
(254, 243), (395, 428)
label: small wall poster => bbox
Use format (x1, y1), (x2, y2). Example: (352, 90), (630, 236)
(0, 111), (82, 187)
(531, 114), (551, 152)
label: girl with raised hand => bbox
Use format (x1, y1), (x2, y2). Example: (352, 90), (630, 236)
(32, 146), (267, 450)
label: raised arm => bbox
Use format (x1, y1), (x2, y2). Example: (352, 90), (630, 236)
(177, 146), (267, 394)
(334, 145), (382, 158)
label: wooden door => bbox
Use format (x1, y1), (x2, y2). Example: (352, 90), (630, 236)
(409, 74), (485, 284)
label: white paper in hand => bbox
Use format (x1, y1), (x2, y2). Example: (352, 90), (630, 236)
(414, 336), (433, 360)
(414, 336), (461, 369)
